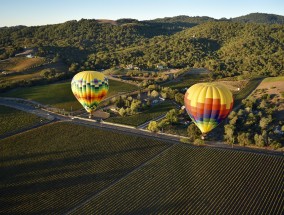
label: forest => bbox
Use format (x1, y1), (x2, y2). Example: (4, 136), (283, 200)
(0, 13), (283, 78)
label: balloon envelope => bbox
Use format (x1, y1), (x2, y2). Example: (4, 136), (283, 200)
(184, 83), (233, 134)
(71, 71), (109, 114)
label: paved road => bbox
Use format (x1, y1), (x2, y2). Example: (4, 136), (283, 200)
(0, 97), (182, 144)
(0, 97), (282, 156)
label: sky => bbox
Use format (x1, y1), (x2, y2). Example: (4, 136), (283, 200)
(0, 0), (283, 27)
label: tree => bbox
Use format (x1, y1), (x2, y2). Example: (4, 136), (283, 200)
(259, 117), (270, 131)
(228, 111), (237, 120)
(148, 121), (159, 132)
(237, 133), (252, 146)
(187, 124), (201, 141)
(68, 63), (77, 72)
(262, 130), (268, 146)
(229, 116), (238, 125)
(146, 100), (151, 107)
(175, 93), (184, 105)
(125, 107), (131, 115)
(270, 140), (282, 150)
(160, 92), (167, 99)
(165, 109), (178, 124)
(148, 84), (156, 90)
(224, 124), (235, 145)
(125, 99), (131, 107)
(259, 100), (267, 109)
(130, 100), (141, 113)
(158, 118), (169, 131)
(116, 96), (125, 108)
(254, 134), (265, 147)
(119, 107), (126, 116)
(150, 90), (159, 98)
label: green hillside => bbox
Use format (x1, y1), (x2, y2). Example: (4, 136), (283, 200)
(232, 13), (284, 24)
(0, 14), (283, 83)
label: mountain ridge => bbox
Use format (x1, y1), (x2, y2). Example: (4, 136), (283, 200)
(1, 12), (283, 28)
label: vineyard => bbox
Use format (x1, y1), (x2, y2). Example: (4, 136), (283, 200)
(73, 145), (284, 214)
(0, 105), (44, 136)
(0, 122), (283, 214)
(0, 122), (170, 214)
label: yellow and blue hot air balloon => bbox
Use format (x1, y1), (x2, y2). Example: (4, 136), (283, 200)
(184, 83), (233, 138)
(71, 71), (109, 117)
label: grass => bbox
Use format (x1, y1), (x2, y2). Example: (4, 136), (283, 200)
(0, 105), (44, 136)
(75, 144), (284, 214)
(1, 79), (138, 111)
(0, 61), (68, 84)
(0, 56), (45, 72)
(0, 122), (170, 214)
(234, 77), (264, 108)
(106, 101), (176, 126)
(263, 76), (284, 82)
(163, 74), (208, 90)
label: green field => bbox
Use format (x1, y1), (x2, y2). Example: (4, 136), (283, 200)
(0, 105), (44, 136)
(0, 56), (45, 72)
(0, 122), (170, 214)
(106, 101), (176, 126)
(75, 145), (284, 214)
(1, 79), (138, 111)
(263, 76), (284, 82)
(234, 77), (264, 107)
(163, 74), (208, 90)
(0, 122), (283, 214)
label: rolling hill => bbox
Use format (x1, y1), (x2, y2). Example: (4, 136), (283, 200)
(232, 12), (284, 24)
(0, 13), (283, 87)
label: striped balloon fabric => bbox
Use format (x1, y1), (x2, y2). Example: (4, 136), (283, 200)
(71, 71), (109, 114)
(184, 83), (234, 134)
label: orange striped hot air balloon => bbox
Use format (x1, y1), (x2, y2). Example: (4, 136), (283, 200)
(71, 71), (109, 117)
(184, 83), (233, 138)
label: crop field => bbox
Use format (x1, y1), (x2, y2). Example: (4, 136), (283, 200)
(106, 101), (176, 126)
(0, 56), (45, 72)
(0, 122), (283, 214)
(1, 79), (138, 111)
(0, 122), (171, 214)
(74, 144), (284, 214)
(0, 105), (44, 136)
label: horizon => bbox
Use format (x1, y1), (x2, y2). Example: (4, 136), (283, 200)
(0, 0), (284, 27)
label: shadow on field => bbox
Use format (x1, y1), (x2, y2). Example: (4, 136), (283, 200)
(0, 143), (166, 213)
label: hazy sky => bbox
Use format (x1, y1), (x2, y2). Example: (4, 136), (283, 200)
(0, 0), (283, 27)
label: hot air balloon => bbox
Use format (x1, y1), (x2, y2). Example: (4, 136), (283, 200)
(184, 83), (233, 139)
(71, 71), (109, 118)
